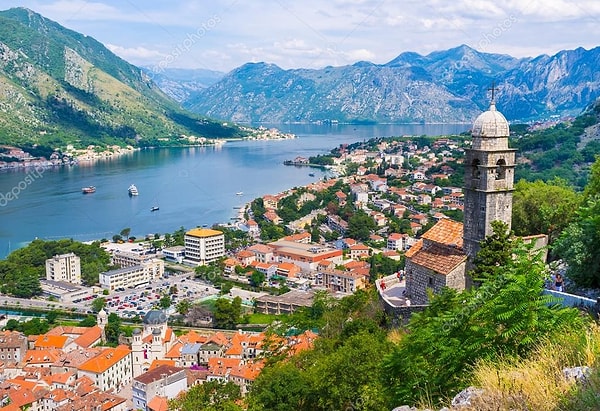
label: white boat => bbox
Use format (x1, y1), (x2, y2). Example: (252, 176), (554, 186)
(128, 184), (139, 196)
(150, 206), (159, 212)
(236, 191), (243, 196)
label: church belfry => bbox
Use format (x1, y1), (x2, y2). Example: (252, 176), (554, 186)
(463, 90), (516, 260)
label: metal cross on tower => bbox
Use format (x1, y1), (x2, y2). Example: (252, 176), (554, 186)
(487, 81), (498, 103)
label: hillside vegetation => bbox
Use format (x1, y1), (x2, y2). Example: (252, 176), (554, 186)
(0, 7), (243, 151)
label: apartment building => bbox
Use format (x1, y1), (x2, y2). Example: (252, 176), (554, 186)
(183, 228), (225, 266)
(45, 253), (81, 285)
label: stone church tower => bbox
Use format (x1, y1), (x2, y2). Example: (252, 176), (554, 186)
(463, 96), (516, 260)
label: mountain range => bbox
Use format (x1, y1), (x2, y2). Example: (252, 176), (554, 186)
(0, 7), (241, 149)
(172, 45), (600, 124)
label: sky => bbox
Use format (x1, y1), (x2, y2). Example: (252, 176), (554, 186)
(6, 0), (600, 74)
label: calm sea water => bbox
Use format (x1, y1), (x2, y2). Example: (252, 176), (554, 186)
(0, 123), (468, 259)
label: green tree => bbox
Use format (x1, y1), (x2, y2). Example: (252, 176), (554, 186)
(104, 313), (122, 345)
(311, 332), (391, 410)
(470, 220), (512, 283)
(168, 380), (242, 411)
(46, 310), (59, 325)
(553, 197), (600, 287)
(248, 361), (311, 411)
(383, 240), (581, 406)
(176, 300), (192, 315)
(250, 271), (266, 288)
(347, 210), (376, 241)
(91, 297), (106, 313)
(119, 227), (131, 239)
(78, 315), (97, 327)
(512, 178), (580, 243)
(159, 294), (172, 309)
(213, 297), (242, 329)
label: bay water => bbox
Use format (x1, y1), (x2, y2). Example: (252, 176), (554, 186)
(0, 123), (468, 259)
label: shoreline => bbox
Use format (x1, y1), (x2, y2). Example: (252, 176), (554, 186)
(0, 127), (296, 172)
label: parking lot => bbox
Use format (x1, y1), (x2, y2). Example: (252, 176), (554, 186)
(100, 271), (222, 319)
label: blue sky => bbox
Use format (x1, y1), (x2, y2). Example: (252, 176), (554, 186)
(6, 0), (600, 73)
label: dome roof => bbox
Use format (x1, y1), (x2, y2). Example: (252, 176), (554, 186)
(143, 310), (167, 325)
(132, 328), (141, 335)
(152, 327), (161, 335)
(472, 102), (509, 137)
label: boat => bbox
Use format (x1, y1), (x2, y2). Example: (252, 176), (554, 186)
(236, 191), (243, 196)
(150, 206), (159, 212)
(309, 173), (315, 177)
(82, 186), (96, 194)
(128, 184), (139, 196)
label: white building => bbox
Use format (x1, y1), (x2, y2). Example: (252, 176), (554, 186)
(183, 228), (225, 266)
(77, 345), (133, 392)
(99, 259), (164, 291)
(45, 253), (81, 285)
(132, 365), (187, 411)
(162, 246), (185, 264)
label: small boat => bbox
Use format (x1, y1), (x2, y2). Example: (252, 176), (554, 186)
(150, 206), (159, 212)
(82, 186), (96, 194)
(309, 173), (315, 177)
(236, 191), (243, 196)
(128, 184), (139, 196)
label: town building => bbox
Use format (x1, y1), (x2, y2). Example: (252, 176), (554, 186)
(315, 268), (369, 293)
(77, 345), (133, 392)
(0, 331), (27, 363)
(162, 245), (185, 264)
(254, 290), (315, 315)
(132, 365), (187, 411)
(45, 253), (81, 285)
(183, 228), (225, 266)
(268, 239), (343, 272)
(99, 258), (164, 291)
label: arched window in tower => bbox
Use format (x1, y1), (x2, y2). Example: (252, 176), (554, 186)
(472, 159), (481, 180)
(495, 159), (506, 180)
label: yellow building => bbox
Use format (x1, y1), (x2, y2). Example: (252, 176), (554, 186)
(183, 228), (225, 266)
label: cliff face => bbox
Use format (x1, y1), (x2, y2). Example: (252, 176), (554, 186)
(179, 45), (600, 123)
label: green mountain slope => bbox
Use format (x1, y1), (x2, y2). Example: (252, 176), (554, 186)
(0, 7), (241, 149)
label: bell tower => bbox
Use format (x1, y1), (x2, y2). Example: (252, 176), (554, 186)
(463, 86), (516, 260)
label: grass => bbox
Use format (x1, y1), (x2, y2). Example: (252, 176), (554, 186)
(465, 323), (600, 411)
(243, 313), (280, 325)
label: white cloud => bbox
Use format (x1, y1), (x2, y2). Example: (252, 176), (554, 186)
(105, 44), (166, 63)
(6, 0), (600, 71)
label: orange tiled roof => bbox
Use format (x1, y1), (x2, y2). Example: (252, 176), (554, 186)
(408, 242), (467, 275)
(421, 218), (464, 248)
(34, 334), (68, 349)
(23, 349), (61, 365)
(149, 359), (176, 370)
(179, 330), (207, 344)
(148, 395), (169, 411)
(405, 239), (423, 258)
(208, 357), (242, 376)
(207, 332), (229, 346)
(78, 346), (131, 374)
(73, 326), (102, 349)
(164, 327), (174, 343)
(225, 342), (243, 357)
(165, 342), (183, 359)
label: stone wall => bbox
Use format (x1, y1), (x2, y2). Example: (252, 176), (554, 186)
(405, 260), (465, 305)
